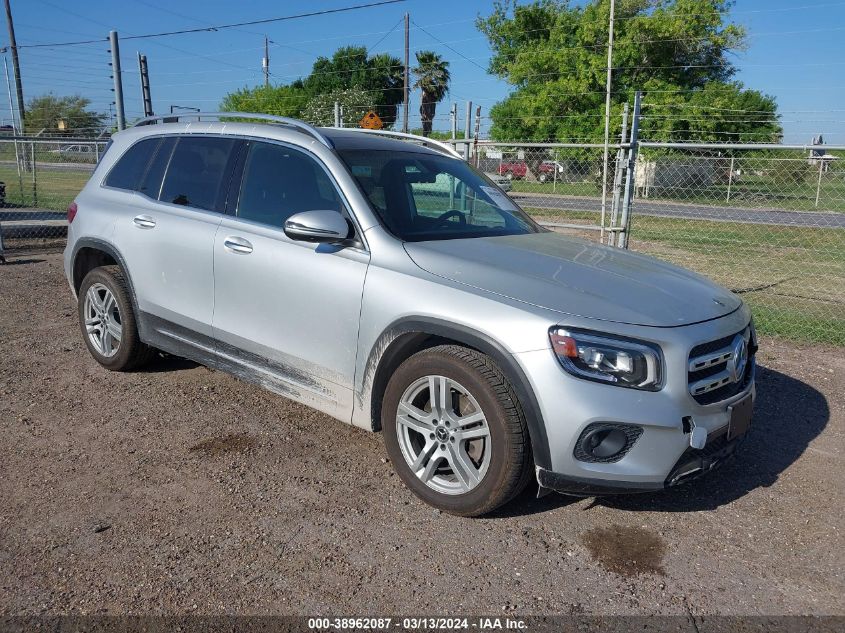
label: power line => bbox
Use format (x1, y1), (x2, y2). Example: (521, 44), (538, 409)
(18, 0), (407, 48)
(411, 20), (486, 72)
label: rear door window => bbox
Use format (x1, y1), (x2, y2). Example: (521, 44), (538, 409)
(103, 138), (160, 191)
(159, 136), (238, 212)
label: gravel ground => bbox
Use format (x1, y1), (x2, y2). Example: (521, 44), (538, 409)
(0, 252), (842, 617)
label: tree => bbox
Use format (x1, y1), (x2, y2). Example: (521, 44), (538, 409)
(477, 0), (781, 143)
(219, 45), (404, 127)
(219, 83), (309, 118)
(303, 46), (404, 126)
(25, 94), (106, 136)
(300, 87), (375, 127)
(412, 51), (451, 136)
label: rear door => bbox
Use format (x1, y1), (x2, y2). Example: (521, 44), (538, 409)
(211, 140), (369, 420)
(111, 135), (240, 340)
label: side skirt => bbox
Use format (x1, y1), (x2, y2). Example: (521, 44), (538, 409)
(137, 312), (347, 420)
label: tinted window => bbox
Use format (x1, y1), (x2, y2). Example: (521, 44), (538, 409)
(104, 138), (160, 191)
(237, 142), (342, 228)
(338, 149), (542, 242)
(138, 137), (175, 199)
(159, 136), (238, 211)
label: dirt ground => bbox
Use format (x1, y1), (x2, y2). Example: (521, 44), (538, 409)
(0, 252), (842, 617)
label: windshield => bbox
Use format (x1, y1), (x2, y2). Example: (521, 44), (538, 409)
(338, 149), (544, 242)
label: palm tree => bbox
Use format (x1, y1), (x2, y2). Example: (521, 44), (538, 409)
(412, 51), (450, 136)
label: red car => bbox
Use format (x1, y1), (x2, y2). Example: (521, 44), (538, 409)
(497, 161), (528, 180)
(537, 160), (564, 182)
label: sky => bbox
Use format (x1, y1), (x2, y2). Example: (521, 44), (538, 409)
(2, 0), (844, 143)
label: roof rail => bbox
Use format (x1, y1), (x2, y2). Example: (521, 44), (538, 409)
(130, 112), (333, 149)
(332, 128), (463, 159)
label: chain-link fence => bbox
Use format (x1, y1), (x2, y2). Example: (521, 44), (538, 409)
(458, 139), (845, 345)
(0, 138), (107, 256)
(629, 144), (845, 346)
(0, 133), (842, 346)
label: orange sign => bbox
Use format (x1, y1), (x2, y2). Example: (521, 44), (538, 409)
(359, 110), (383, 130)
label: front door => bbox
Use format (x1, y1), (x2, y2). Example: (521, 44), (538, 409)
(211, 140), (369, 421)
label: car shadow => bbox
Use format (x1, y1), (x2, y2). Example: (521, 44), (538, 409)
(141, 353), (200, 373)
(492, 364), (829, 518)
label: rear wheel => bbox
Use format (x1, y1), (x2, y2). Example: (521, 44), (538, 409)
(78, 266), (154, 371)
(539, 173), (548, 183)
(382, 345), (533, 516)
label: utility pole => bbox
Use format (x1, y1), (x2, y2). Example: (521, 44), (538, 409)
(263, 36), (270, 87)
(109, 31), (126, 130)
(450, 103), (457, 140)
(3, 0), (24, 127)
(599, 0), (616, 242)
(473, 104), (481, 167)
(463, 100), (472, 161)
(137, 53), (153, 117)
(3, 50), (22, 198)
(402, 12), (409, 133)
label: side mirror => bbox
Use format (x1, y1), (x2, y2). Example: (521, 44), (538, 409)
(284, 210), (351, 243)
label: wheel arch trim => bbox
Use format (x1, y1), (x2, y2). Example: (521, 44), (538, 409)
(71, 238), (143, 334)
(364, 316), (552, 470)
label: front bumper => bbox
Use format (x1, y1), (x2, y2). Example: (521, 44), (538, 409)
(536, 427), (746, 496)
(515, 308), (755, 492)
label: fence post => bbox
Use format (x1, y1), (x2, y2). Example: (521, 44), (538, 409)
(815, 158), (824, 208)
(726, 156), (735, 202)
(30, 141), (37, 207)
(333, 101), (340, 127)
(617, 91), (641, 249)
(607, 102), (629, 245)
(0, 221), (5, 263)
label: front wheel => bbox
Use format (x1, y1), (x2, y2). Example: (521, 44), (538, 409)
(382, 345), (533, 516)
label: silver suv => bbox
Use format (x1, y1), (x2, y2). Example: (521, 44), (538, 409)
(64, 113), (756, 516)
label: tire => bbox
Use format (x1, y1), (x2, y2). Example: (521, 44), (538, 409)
(382, 345), (533, 517)
(539, 173), (548, 183)
(78, 266), (155, 371)
(506, 172), (514, 181)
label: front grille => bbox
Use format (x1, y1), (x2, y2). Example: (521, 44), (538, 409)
(687, 325), (755, 405)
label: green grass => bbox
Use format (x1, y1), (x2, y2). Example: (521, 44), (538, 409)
(509, 179), (598, 197)
(526, 205), (845, 346)
(0, 165), (90, 210)
(508, 173), (845, 213)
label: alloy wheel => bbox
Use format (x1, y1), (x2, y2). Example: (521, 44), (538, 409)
(83, 282), (122, 358)
(395, 375), (491, 495)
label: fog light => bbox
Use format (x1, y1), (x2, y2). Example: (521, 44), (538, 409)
(574, 423), (643, 463)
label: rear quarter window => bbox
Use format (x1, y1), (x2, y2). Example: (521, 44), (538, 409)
(103, 138), (161, 191)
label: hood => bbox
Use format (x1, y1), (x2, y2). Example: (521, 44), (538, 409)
(403, 232), (741, 327)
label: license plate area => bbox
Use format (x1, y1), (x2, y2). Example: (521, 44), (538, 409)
(727, 393), (753, 441)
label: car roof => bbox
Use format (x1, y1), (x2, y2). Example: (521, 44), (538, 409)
(318, 128), (444, 156)
(116, 119), (449, 158)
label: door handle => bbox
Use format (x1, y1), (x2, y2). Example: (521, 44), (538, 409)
(223, 236), (254, 254)
(132, 214), (156, 229)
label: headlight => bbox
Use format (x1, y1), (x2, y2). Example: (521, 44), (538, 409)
(549, 328), (663, 391)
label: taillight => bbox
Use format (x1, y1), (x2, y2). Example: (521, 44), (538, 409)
(67, 201), (78, 224)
